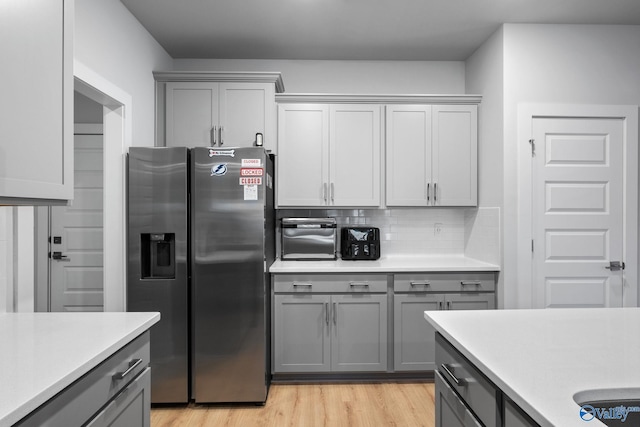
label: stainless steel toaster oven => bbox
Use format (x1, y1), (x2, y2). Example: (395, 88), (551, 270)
(281, 218), (337, 260)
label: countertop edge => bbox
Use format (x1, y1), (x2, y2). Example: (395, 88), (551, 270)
(0, 312), (160, 427)
(269, 256), (501, 273)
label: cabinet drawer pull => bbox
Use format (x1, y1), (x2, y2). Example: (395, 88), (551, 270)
(113, 358), (143, 380)
(410, 281), (430, 286)
(349, 282), (369, 288)
(440, 363), (464, 386)
(461, 281), (482, 286)
(293, 282), (313, 289)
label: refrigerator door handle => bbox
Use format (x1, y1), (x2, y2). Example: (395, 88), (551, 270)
(219, 126), (224, 146)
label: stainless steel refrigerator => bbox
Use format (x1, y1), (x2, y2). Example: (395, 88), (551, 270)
(127, 146), (274, 404)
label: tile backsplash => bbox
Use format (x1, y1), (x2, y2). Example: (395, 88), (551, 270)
(276, 207), (500, 263)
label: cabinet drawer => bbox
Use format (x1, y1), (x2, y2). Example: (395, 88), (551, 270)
(394, 272), (495, 293)
(435, 333), (498, 427)
(273, 274), (387, 293)
(17, 332), (150, 426)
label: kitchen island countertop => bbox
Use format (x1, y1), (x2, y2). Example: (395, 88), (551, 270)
(270, 255), (500, 273)
(0, 312), (160, 427)
(425, 308), (640, 427)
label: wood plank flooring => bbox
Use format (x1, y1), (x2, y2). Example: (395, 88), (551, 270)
(151, 382), (436, 427)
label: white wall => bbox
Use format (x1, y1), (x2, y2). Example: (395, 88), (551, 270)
(173, 59), (466, 94)
(498, 24), (640, 308)
(75, 0), (173, 147)
(465, 27), (505, 306)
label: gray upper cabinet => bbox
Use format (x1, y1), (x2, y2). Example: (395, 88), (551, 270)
(0, 0), (73, 204)
(386, 104), (478, 207)
(155, 72), (284, 153)
(276, 103), (381, 207)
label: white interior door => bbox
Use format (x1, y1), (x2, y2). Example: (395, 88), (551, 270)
(532, 117), (624, 308)
(50, 131), (104, 311)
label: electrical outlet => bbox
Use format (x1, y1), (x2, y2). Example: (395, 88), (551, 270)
(434, 223), (443, 235)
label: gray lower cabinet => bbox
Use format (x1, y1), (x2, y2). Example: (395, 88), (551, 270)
(435, 333), (540, 427)
(273, 294), (331, 372)
(16, 332), (151, 427)
(504, 397), (539, 427)
(394, 273), (496, 372)
(272, 274), (388, 373)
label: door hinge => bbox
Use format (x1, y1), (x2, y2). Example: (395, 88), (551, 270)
(529, 138), (535, 156)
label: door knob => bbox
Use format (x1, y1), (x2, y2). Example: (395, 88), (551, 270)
(50, 251), (69, 261)
(605, 261), (625, 271)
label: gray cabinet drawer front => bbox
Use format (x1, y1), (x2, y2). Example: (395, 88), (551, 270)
(17, 332), (151, 427)
(435, 333), (498, 427)
(273, 274), (387, 293)
(394, 272), (495, 292)
(435, 371), (483, 427)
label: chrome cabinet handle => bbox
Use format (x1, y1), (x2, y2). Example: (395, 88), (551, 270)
(434, 182), (437, 202)
(325, 302), (329, 325)
(427, 183), (430, 202)
(446, 301), (451, 310)
(219, 125), (224, 146)
(293, 282), (312, 289)
(461, 281), (482, 286)
(212, 126), (217, 146)
(349, 281), (369, 288)
(438, 301), (443, 310)
(323, 183), (328, 203)
(113, 358), (143, 380)
(440, 363), (464, 386)
(333, 302), (337, 324)
(330, 183), (335, 203)
(410, 281), (430, 287)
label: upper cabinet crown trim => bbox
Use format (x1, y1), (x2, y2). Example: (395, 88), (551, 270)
(153, 71), (285, 93)
(275, 93), (482, 104)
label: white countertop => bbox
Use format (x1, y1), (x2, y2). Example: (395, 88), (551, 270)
(270, 255), (500, 273)
(0, 312), (160, 427)
(425, 308), (640, 427)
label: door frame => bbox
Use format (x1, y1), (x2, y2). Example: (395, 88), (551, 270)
(35, 61), (132, 312)
(516, 104), (638, 308)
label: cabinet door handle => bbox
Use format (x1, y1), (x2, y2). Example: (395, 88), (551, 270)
(333, 302), (337, 324)
(325, 302), (329, 325)
(427, 183), (430, 202)
(330, 183), (335, 203)
(113, 358), (143, 380)
(323, 183), (328, 203)
(434, 182), (437, 202)
(446, 301), (451, 310)
(219, 125), (224, 146)
(211, 126), (217, 146)
(438, 301), (443, 310)
(440, 363), (464, 386)
(461, 281), (482, 286)
(410, 281), (430, 287)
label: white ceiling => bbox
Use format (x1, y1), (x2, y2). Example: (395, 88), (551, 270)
(120, 0), (640, 61)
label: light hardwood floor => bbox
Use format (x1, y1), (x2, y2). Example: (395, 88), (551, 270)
(151, 382), (436, 427)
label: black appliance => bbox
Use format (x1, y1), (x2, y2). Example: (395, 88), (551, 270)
(340, 227), (381, 260)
